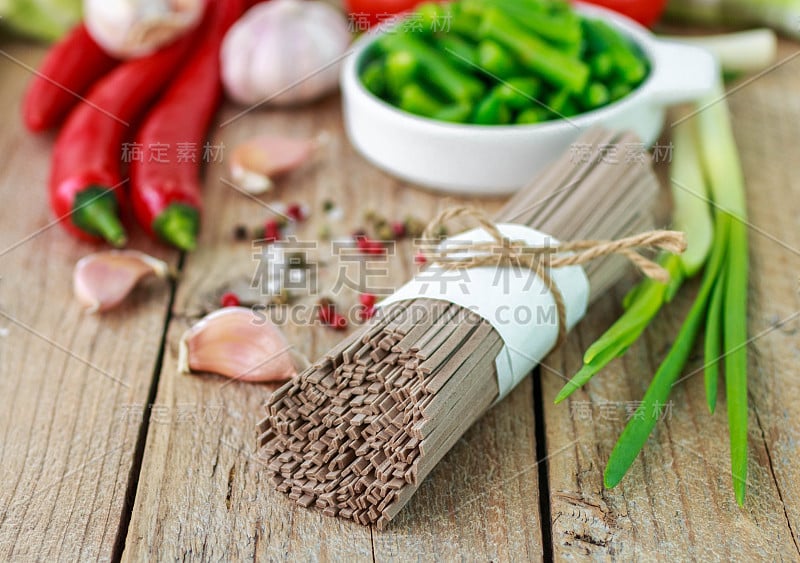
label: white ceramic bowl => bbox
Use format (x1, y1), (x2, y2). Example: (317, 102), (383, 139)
(341, 3), (718, 195)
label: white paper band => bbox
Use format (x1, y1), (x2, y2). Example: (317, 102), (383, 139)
(379, 224), (590, 401)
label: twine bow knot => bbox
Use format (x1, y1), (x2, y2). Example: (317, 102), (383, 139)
(419, 207), (687, 346)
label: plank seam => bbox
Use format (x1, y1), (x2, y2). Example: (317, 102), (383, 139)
(752, 401), (800, 555)
(532, 367), (554, 563)
(110, 253), (183, 562)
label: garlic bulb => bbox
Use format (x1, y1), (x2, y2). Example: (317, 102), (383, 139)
(84, 0), (204, 59)
(179, 307), (305, 383)
(221, 0), (351, 107)
(73, 250), (170, 313)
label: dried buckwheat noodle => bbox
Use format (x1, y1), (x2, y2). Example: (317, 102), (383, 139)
(257, 129), (662, 528)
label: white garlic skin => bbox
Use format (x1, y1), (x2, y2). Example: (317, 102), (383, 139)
(84, 0), (204, 59)
(221, 0), (352, 107)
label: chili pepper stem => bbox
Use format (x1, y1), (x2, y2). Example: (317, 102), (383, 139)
(72, 187), (127, 247)
(154, 203), (199, 251)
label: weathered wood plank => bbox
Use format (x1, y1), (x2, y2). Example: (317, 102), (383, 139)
(0, 44), (177, 561)
(372, 379), (544, 561)
(123, 99), (378, 561)
(540, 42), (800, 560)
(121, 90), (541, 559)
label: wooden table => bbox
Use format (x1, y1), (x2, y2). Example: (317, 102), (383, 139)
(1, 39), (798, 562)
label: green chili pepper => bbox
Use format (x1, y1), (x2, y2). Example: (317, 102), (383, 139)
(479, 8), (590, 93)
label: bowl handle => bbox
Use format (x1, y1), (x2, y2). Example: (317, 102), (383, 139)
(646, 40), (719, 105)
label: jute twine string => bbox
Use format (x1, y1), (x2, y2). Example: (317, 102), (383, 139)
(420, 206), (687, 346)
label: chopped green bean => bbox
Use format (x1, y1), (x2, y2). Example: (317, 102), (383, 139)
(546, 87), (580, 117)
(480, 8), (590, 92)
(582, 18), (647, 84)
(360, 0), (649, 125)
(378, 33), (485, 102)
(399, 83), (445, 117)
(449, 7), (483, 42)
(361, 59), (386, 98)
(385, 50), (419, 97)
(415, 2), (446, 33)
(473, 92), (511, 124)
(589, 52), (614, 80)
(436, 34), (480, 71)
(581, 82), (610, 110)
(478, 39), (518, 79)
(433, 103), (473, 123)
(494, 77), (543, 109)
(515, 106), (550, 124)
(498, 2), (582, 46)
(609, 83), (632, 102)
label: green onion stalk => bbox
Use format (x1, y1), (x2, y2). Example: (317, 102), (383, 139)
(557, 82), (751, 505)
(666, 0), (800, 40)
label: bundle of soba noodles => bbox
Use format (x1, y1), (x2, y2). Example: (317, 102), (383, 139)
(257, 128), (684, 528)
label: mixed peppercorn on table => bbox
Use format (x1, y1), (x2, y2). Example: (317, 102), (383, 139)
(1, 40), (799, 561)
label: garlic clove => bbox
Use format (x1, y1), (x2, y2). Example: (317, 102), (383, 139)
(178, 307), (301, 383)
(73, 250), (170, 313)
(230, 135), (318, 194)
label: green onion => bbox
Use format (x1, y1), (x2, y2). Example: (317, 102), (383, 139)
(604, 216), (729, 488)
(602, 83), (750, 506)
(659, 29), (777, 75)
(554, 112), (712, 405)
(696, 83), (750, 505)
(666, 0), (800, 41)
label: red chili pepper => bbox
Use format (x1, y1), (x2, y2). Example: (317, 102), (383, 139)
(130, 0), (246, 250)
(49, 22), (201, 246)
(23, 25), (118, 133)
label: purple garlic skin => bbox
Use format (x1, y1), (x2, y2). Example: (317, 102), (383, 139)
(179, 307), (301, 383)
